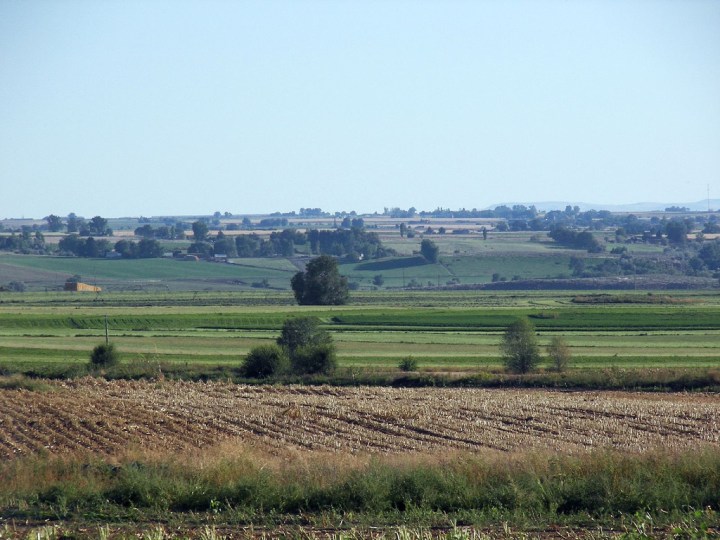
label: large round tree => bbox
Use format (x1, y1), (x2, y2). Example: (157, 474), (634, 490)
(291, 255), (349, 305)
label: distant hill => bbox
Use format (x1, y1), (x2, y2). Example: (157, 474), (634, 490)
(489, 200), (720, 213)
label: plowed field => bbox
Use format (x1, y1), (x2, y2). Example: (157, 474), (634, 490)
(0, 379), (718, 459)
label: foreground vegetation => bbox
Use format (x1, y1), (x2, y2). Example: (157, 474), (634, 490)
(0, 287), (718, 537)
(1, 446), (719, 536)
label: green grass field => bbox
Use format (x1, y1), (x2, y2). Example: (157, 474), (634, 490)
(0, 253), (297, 291)
(1, 290), (718, 375)
(7, 251), (576, 292)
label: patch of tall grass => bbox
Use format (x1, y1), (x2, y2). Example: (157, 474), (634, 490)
(3, 365), (720, 392)
(2, 445), (719, 526)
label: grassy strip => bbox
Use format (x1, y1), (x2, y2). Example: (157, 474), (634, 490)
(1, 306), (720, 332)
(1, 447), (719, 529)
(2, 366), (720, 392)
(571, 294), (702, 304)
(1, 512), (718, 539)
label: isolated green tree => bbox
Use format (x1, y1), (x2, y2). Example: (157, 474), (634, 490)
(291, 255), (349, 305)
(500, 319), (540, 374)
(88, 216), (110, 236)
(420, 239), (439, 263)
(242, 344), (288, 378)
(546, 336), (571, 372)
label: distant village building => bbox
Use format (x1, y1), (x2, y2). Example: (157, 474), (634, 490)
(64, 281), (101, 292)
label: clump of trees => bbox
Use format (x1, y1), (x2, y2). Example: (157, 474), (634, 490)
(307, 228), (392, 260)
(134, 223), (186, 240)
(291, 255), (349, 306)
(420, 239), (439, 263)
(234, 230), (305, 257)
(692, 240), (720, 272)
(241, 317), (337, 378)
(59, 235), (112, 257)
(0, 229), (48, 254)
(500, 320), (573, 373)
(548, 227), (604, 252)
(113, 239), (163, 258)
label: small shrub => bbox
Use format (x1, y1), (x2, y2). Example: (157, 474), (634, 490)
(242, 345), (288, 378)
(291, 343), (337, 375)
(546, 336), (571, 372)
(89, 343), (119, 369)
(398, 356), (418, 372)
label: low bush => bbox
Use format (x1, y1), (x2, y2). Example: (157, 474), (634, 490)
(398, 356), (418, 372)
(89, 343), (119, 369)
(291, 343), (337, 375)
(242, 345), (288, 378)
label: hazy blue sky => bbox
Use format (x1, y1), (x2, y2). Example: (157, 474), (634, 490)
(1, 0), (719, 218)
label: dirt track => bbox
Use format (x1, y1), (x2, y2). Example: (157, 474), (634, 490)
(0, 379), (718, 459)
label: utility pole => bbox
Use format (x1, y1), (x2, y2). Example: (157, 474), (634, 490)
(105, 315), (109, 346)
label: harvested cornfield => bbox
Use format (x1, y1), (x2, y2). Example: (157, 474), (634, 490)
(0, 379), (717, 459)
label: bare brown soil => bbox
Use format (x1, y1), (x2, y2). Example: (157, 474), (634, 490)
(0, 379), (718, 459)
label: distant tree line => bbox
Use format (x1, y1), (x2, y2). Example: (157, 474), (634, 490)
(3, 207), (715, 243)
(307, 228), (392, 260)
(134, 223), (186, 240)
(196, 227), (393, 261)
(58, 235), (164, 259)
(0, 228), (47, 253)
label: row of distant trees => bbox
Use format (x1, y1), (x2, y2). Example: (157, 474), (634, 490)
(44, 214), (113, 236)
(187, 227), (394, 261)
(31, 206), (719, 235)
(43, 225), (397, 262)
(58, 236), (164, 258)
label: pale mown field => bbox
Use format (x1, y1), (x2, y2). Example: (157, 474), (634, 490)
(1, 380), (717, 460)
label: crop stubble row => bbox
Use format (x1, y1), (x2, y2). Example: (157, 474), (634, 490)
(0, 380), (717, 459)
